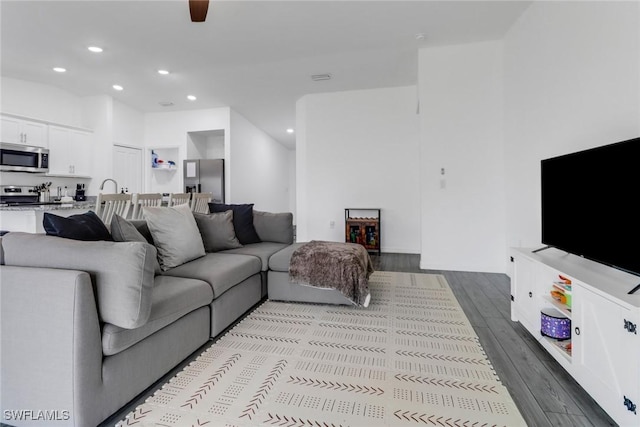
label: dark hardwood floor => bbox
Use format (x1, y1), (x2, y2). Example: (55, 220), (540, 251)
(371, 253), (617, 427)
(100, 253), (616, 427)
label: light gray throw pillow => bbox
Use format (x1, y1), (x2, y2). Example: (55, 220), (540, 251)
(143, 204), (205, 271)
(253, 210), (294, 244)
(193, 211), (243, 252)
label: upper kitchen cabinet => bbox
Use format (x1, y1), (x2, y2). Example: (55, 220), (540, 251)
(1, 114), (48, 148)
(47, 126), (93, 177)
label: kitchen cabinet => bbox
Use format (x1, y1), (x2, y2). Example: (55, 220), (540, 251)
(1, 115), (48, 148)
(0, 207), (94, 234)
(510, 254), (542, 337)
(510, 247), (640, 425)
(47, 126), (92, 177)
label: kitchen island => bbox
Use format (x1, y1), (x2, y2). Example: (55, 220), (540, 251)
(0, 199), (96, 234)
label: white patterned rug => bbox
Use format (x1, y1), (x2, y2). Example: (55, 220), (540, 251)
(116, 271), (526, 427)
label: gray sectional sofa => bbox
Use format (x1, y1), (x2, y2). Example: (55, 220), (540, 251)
(0, 208), (294, 427)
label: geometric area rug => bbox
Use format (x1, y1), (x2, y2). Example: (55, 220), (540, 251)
(116, 271), (527, 426)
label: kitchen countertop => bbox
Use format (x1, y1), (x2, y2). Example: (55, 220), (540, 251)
(0, 198), (96, 211)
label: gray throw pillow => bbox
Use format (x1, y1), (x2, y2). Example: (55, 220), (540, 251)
(253, 210), (294, 244)
(111, 214), (147, 243)
(142, 204), (205, 271)
(193, 211), (243, 252)
(111, 214), (161, 273)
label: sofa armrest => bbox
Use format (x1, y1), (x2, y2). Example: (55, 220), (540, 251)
(1, 232), (156, 329)
(253, 211), (293, 244)
(0, 265), (103, 426)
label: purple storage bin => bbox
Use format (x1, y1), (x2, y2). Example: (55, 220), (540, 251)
(540, 308), (571, 340)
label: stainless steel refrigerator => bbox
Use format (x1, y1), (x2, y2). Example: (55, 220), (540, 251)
(183, 159), (225, 203)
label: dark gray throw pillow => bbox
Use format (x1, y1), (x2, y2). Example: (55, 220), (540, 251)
(253, 210), (294, 244)
(193, 211), (243, 252)
(111, 214), (162, 273)
(208, 202), (261, 245)
(110, 214), (147, 243)
(43, 210), (112, 241)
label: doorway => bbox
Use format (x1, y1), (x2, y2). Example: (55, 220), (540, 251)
(113, 144), (142, 194)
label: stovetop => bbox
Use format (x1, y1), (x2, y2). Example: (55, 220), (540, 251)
(0, 201), (64, 206)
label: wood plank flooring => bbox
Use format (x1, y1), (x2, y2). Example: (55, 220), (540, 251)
(370, 253), (617, 427)
(99, 253), (617, 427)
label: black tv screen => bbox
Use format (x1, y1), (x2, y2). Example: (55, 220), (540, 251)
(541, 137), (640, 276)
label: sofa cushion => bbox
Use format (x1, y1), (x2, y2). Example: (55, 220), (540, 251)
(43, 210), (112, 241)
(220, 242), (290, 271)
(102, 275), (213, 355)
(193, 211), (243, 252)
(1, 232), (156, 329)
(209, 203), (261, 245)
(143, 204), (206, 271)
(269, 242), (306, 272)
(253, 211), (294, 244)
(162, 253), (261, 298)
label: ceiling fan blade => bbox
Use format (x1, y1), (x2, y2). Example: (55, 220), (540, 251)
(189, 0), (209, 22)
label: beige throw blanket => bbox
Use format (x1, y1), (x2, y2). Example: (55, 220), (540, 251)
(289, 240), (374, 307)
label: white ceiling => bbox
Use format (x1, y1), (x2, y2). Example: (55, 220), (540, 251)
(0, 0), (532, 149)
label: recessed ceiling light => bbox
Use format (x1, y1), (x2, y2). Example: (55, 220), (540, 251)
(311, 73), (332, 81)
(53, 67), (66, 73)
(88, 46), (103, 53)
(187, 95), (197, 101)
(286, 128), (294, 134)
(112, 84), (124, 91)
(157, 69), (170, 75)
(415, 33), (426, 41)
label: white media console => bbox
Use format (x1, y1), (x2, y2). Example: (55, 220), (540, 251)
(510, 247), (640, 426)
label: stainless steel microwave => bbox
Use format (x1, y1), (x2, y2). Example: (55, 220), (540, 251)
(0, 143), (49, 173)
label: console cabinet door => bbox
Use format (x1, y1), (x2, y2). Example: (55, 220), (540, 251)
(573, 285), (640, 425)
(511, 254), (541, 336)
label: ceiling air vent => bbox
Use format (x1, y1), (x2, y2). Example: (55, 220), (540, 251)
(311, 73), (332, 81)
(159, 101), (174, 107)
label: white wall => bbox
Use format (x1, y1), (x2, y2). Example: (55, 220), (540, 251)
(419, 41), (506, 272)
(113, 100), (144, 147)
(296, 86), (421, 253)
(288, 149), (297, 223)
(0, 77), (83, 126)
(144, 108), (231, 194)
(186, 130), (225, 159)
(229, 110), (291, 213)
(503, 1), (640, 251)
(81, 95), (114, 196)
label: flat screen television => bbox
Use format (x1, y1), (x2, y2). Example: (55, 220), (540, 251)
(540, 137), (640, 279)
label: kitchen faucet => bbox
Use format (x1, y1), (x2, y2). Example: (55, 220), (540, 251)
(99, 178), (118, 194)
